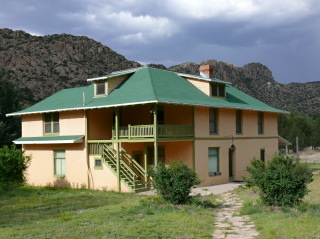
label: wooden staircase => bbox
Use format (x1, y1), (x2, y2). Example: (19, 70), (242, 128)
(102, 144), (149, 193)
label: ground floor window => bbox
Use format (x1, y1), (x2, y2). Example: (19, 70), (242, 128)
(54, 150), (66, 177)
(94, 158), (103, 170)
(260, 149), (265, 162)
(208, 148), (220, 176)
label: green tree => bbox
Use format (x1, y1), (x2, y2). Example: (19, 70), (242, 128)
(0, 69), (21, 147)
(244, 154), (313, 206)
(0, 145), (30, 190)
(149, 161), (202, 204)
(278, 110), (314, 151)
(311, 115), (320, 148)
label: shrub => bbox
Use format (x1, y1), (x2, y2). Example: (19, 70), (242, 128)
(149, 161), (202, 204)
(0, 145), (30, 191)
(244, 154), (313, 206)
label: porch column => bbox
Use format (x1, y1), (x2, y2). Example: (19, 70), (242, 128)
(115, 108), (121, 192)
(192, 107), (195, 170)
(153, 105), (158, 167)
(144, 142), (148, 182)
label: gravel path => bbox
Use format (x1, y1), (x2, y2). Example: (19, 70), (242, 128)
(212, 191), (259, 239)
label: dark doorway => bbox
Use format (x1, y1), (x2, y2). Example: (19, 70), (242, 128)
(229, 149), (234, 180)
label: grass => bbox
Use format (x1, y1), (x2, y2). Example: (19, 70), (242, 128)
(0, 187), (219, 238)
(236, 163), (320, 239)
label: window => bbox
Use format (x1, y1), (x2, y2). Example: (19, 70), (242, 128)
(95, 81), (105, 96)
(236, 110), (242, 134)
(94, 158), (103, 170)
(208, 148), (220, 176)
(44, 112), (59, 135)
(258, 112), (264, 134)
(260, 149), (265, 162)
(209, 108), (218, 135)
(54, 150), (65, 177)
(210, 83), (225, 97)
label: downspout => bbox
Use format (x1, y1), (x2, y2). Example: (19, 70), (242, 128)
(153, 104), (158, 167)
(85, 110), (92, 189)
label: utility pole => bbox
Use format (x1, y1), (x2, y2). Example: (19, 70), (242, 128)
(296, 136), (299, 158)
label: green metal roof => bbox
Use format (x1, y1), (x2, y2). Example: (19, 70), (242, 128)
(13, 135), (84, 144)
(7, 67), (287, 116)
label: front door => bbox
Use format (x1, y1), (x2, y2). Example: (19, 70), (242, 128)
(229, 149), (234, 181)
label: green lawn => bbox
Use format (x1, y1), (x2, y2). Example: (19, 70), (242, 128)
(237, 163), (320, 239)
(0, 187), (218, 238)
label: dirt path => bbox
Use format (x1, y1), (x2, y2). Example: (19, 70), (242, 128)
(212, 192), (259, 239)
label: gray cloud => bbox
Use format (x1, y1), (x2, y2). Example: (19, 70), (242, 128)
(1, 0), (320, 83)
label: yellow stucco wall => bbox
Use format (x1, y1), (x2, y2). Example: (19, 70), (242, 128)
(89, 155), (130, 192)
(23, 143), (88, 188)
(22, 114), (43, 137)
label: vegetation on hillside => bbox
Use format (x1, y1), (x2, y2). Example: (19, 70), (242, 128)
(279, 110), (320, 151)
(0, 69), (21, 147)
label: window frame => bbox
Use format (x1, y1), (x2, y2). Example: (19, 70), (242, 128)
(236, 110), (242, 135)
(94, 157), (103, 170)
(208, 148), (221, 176)
(95, 81), (106, 97)
(54, 150), (66, 177)
(44, 112), (60, 135)
(258, 112), (264, 134)
(210, 82), (226, 98)
(209, 108), (218, 135)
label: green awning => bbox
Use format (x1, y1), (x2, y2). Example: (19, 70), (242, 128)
(13, 135), (84, 144)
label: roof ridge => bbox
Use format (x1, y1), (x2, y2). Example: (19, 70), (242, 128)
(144, 67), (159, 101)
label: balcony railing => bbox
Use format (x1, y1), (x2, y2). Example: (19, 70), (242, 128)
(112, 124), (194, 139)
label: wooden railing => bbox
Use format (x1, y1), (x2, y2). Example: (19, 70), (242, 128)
(112, 124), (194, 139)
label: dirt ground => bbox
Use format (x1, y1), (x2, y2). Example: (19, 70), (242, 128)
(299, 148), (320, 163)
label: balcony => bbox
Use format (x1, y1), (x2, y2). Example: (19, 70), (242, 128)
(112, 124), (194, 139)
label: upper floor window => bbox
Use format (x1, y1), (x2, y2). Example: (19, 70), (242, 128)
(209, 108), (218, 135)
(258, 112), (264, 134)
(95, 81), (106, 96)
(210, 83), (225, 98)
(44, 112), (59, 135)
(236, 110), (242, 134)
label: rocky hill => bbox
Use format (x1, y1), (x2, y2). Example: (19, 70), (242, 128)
(0, 28), (140, 105)
(168, 61), (320, 115)
(0, 28), (319, 115)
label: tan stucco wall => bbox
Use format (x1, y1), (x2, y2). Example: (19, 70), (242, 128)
(164, 105), (192, 125)
(89, 155), (130, 192)
(195, 137), (278, 186)
(88, 108), (113, 140)
(60, 111), (86, 135)
(22, 110), (86, 137)
(22, 114), (43, 137)
(194, 107), (278, 138)
(122, 105), (152, 126)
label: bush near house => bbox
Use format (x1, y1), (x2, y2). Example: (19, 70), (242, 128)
(149, 161), (202, 204)
(244, 154), (313, 206)
(0, 145), (30, 191)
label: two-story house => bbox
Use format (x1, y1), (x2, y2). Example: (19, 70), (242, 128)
(8, 65), (288, 192)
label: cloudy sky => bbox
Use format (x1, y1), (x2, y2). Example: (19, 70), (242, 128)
(1, 0), (320, 83)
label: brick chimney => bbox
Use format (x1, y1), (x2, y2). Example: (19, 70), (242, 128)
(199, 65), (213, 78)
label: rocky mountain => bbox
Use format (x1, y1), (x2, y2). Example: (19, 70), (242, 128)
(0, 28), (140, 105)
(168, 61), (320, 115)
(0, 28), (319, 115)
